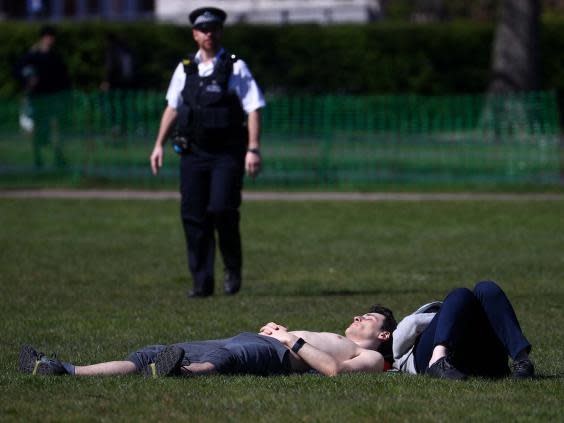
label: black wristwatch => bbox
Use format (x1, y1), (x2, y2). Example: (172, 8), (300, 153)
(291, 337), (306, 353)
(247, 148), (260, 156)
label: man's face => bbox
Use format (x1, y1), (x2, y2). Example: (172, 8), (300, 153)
(192, 24), (223, 52)
(40, 34), (56, 51)
(345, 312), (388, 342)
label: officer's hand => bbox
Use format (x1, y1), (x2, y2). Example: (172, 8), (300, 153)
(150, 145), (164, 176)
(245, 150), (261, 178)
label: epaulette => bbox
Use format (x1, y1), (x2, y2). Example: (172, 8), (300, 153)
(182, 55), (198, 75)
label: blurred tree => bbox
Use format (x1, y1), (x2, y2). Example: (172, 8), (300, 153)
(381, 0), (561, 22)
(382, 0), (499, 21)
(489, 0), (540, 92)
(481, 1), (543, 149)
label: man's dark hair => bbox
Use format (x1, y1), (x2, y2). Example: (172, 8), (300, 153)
(369, 304), (397, 333)
(368, 304), (397, 363)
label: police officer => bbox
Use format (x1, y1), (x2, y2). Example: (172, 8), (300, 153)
(150, 7), (265, 298)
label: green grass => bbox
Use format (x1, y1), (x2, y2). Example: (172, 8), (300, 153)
(1, 198), (563, 422)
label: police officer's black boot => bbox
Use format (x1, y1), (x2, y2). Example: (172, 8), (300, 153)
(224, 269), (241, 295)
(187, 288), (213, 298)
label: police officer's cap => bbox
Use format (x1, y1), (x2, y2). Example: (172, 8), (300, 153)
(39, 25), (57, 37)
(189, 7), (227, 29)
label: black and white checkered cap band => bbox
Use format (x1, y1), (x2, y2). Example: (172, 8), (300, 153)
(193, 11), (222, 26)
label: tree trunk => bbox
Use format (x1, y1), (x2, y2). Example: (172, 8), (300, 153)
(481, 1), (552, 181)
(489, 0), (540, 93)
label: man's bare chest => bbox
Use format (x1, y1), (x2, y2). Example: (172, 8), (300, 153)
(291, 330), (359, 360)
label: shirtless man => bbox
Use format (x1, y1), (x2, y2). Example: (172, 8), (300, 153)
(19, 305), (397, 377)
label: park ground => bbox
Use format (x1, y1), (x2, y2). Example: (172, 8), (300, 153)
(0, 193), (562, 422)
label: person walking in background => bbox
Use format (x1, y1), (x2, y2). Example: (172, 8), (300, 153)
(15, 25), (71, 169)
(100, 33), (136, 136)
(101, 33), (135, 92)
(150, 7), (265, 298)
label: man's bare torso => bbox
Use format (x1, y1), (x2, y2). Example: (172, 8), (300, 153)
(285, 330), (365, 372)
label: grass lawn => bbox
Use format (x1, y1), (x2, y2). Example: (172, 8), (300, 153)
(0, 198), (563, 422)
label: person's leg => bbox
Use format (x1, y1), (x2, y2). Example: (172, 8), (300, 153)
(180, 361), (217, 376)
(74, 361), (137, 376)
(180, 153), (215, 296)
(65, 343), (189, 377)
(52, 92), (68, 168)
(472, 281), (531, 359)
(209, 148), (245, 295)
(31, 98), (50, 169)
(76, 342), (185, 376)
(199, 333), (289, 375)
(158, 339), (225, 376)
(74, 343), (172, 376)
(19, 345), (138, 376)
(473, 280), (534, 378)
(167, 333), (289, 377)
(416, 319), (470, 381)
(414, 287), (509, 378)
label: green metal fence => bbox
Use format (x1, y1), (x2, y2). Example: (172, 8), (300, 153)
(0, 90), (561, 188)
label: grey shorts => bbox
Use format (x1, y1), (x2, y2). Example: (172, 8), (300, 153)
(127, 332), (291, 376)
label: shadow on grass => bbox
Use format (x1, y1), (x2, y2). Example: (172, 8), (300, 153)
(534, 373), (564, 380)
(246, 287), (437, 297)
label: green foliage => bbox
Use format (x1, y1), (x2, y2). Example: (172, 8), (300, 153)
(1, 18), (564, 97)
(0, 198), (563, 422)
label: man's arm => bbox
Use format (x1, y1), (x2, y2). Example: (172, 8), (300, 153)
(259, 323), (385, 376)
(290, 336), (384, 376)
(245, 109), (261, 178)
(150, 106), (178, 175)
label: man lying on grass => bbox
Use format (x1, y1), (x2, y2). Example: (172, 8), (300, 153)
(20, 305), (397, 378)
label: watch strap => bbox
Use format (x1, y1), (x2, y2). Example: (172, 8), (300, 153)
(247, 148), (260, 155)
(291, 337), (306, 353)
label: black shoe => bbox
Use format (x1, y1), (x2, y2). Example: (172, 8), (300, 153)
(142, 345), (187, 378)
(426, 356), (467, 380)
(224, 271), (241, 295)
(187, 289), (213, 298)
(19, 345), (68, 376)
(511, 359), (535, 379)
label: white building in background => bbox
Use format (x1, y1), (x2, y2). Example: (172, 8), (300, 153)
(0, 0), (382, 23)
(156, 0), (383, 25)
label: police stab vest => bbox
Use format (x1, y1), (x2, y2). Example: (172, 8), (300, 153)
(176, 51), (246, 146)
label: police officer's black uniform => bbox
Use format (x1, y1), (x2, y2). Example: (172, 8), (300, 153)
(151, 7), (264, 298)
(176, 50), (247, 297)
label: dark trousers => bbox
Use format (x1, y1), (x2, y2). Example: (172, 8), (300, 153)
(179, 145), (245, 294)
(31, 93), (68, 169)
(414, 280), (531, 377)
(127, 332), (291, 375)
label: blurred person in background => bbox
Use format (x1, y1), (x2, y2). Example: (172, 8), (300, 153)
(149, 7), (265, 298)
(15, 25), (71, 169)
(100, 33), (136, 137)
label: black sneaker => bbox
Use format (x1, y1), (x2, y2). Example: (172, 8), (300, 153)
(142, 345), (186, 378)
(426, 356), (467, 380)
(224, 271), (241, 295)
(19, 345), (68, 376)
(511, 359), (535, 379)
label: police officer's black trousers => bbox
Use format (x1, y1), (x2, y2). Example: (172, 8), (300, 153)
(179, 145), (245, 294)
